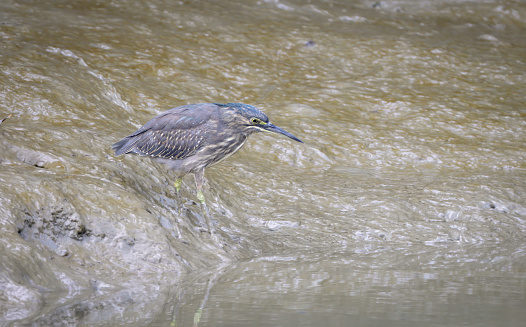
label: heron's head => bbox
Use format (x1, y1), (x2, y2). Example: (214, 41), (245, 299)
(215, 103), (303, 143)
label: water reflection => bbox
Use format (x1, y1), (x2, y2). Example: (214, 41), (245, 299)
(169, 266), (226, 327)
(7, 243), (525, 326)
(164, 244), (526, 327)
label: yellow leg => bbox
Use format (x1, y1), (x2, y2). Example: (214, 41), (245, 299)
(174, 178), (182, 192)
(197, 190), (206, 204)
(194, 169), (206, 205)
(194, 169), (215, 235)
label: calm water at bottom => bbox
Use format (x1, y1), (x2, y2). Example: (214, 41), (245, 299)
(11, 242), (526, 326)
(147, 243), (525, 327)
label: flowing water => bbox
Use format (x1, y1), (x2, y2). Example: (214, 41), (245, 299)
(1, 0), (525, 326)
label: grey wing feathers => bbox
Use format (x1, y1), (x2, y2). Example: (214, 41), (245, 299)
(112, 106), (214, 159)
(133, 129), (206, 159)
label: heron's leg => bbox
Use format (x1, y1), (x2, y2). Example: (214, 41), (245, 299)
(174, 178), (182, 193)
(194, 169), (215, 234)
(173, 177), (185, 216)
(174, 177), (184, 203)
(194, 169), (206, 205)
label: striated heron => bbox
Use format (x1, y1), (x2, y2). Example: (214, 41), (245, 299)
(112, 103), (303, 206)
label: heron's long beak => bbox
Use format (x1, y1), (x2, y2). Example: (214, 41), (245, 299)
(263, 123), (303, 143)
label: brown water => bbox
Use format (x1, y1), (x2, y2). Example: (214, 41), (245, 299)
(1, 0), (525, 326)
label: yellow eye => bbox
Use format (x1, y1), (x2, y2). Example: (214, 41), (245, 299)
(250, 117), (261, 125)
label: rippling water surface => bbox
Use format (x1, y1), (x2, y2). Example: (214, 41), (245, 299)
(1, 0), (525, 326)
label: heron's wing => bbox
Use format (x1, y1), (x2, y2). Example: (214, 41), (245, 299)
(112, 106), (216, 159)
(133, 127), (211, 159)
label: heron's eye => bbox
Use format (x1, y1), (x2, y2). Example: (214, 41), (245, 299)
(250, 117), (262, 125)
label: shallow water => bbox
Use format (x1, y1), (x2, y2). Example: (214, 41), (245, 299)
(1, 0), (525, 326)
(11, 244), (526, 326)
(153, 245), (526, 327)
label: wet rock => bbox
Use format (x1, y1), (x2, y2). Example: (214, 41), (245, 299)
(246, 217), (300, 231)
(19, 205), (93, 242)
(481, 201), (509, 213)
(339, 16), (368, 23)
(439, 210), (462, 222)
(448, 229), (461, 241)
(481, 202), (496, 209)
(476, 34), (499, 42)
(6, 143), (62, 169)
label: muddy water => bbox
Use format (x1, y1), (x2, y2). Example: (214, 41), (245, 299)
(1, 0), (525, 326)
